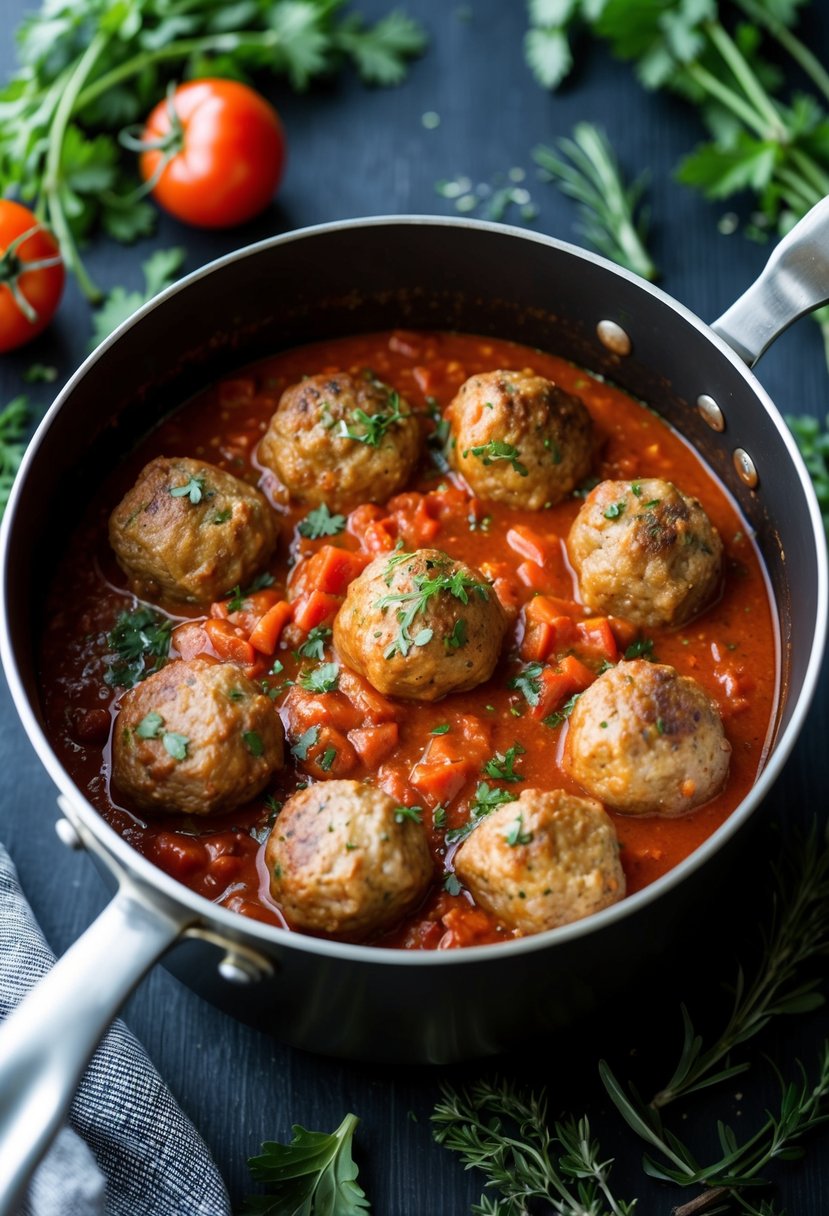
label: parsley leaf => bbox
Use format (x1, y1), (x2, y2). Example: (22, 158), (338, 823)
(377, 558), (488, 660)
(291, 726), (320, 762)
(298, 503), (347, 539)
(603, 500), (627, 520)
(336, 389), (410, 446)
(243, 1112), (369, 1216)
(0, 396), (31, 516)
(446, 783), (515, 845)
(104, 605), (172, 688)
(169, 474), (206, 504)
(298, 626), (333, 660)
(625, 637), (656, 660)
(335, 10), (427, 86)
(505, 812), (534, 847)
(299, 662), (340, 694)
(394, 804), (423, 824)
(136, 711), (164, 739)
(162, 731), (189, 761)
(89, 249), (186, 350)
(508, 662), (544, 708)
(543, 691), (582, 729)
(463, 439), (528, 477)
(243, 730), (265, 757)
(484, 744), (526, 783)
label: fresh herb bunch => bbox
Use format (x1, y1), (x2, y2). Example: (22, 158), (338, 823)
(242, 1112), (369, 1215)
(0, 396), (31, 514)
(533, 124), (657, 281)
(0, 0), (426, 301)
(787, 413), (829, 537)
(432, 1078), (636, 1216)
(89, 247), (186, 348)
(524, 0), (829, 352)
(104, 604), (173, 687)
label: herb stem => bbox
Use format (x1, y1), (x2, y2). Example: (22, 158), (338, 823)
(788, 148), (829, 201)
(774, 166), (820, 214)
(731, 0), (829, 105)
(43, 30), (110, 302)
(705, 20), (787, 140)
(683, 62), (768, 140)
(74, 29), (281, 114)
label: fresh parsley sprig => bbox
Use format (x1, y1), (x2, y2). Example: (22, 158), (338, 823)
(104, 604), (172, 688)
(243, 1112), (369, 1216)
(0, 396), (31, 516)
(533, 123), (657, 281)
(377, 559), (489, 660)
(432, 1078), (636, 1216)
(298, 503), (347, 540)
(336, 390), (410, 447)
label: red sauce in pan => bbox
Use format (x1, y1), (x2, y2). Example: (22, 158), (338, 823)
(38, 330), (778, 948)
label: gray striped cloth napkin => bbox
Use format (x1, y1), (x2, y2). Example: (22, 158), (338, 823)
(0, 843), (231, 1216)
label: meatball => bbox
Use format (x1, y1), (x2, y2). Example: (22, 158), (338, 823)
(447, 369), (593, 509)
(333, 548), (507, 701)
(109, 456), (278, 606)
(258, 371), (422, 512)
(112, 658), (284, 816)
(265, 780), (433, 938)
(564, 660), (731, 816)
(568, 478), (723, 628)
(453, 788), (624, 935)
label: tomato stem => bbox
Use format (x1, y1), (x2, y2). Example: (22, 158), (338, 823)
(0, 222), (63, 326)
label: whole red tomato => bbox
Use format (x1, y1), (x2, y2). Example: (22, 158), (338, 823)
(140, 79), (286, 229)
(0, 200), (65, 354)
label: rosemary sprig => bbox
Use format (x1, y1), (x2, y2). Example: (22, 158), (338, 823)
(432, 1078), (636, 1216)
(533, 123), (657, 282)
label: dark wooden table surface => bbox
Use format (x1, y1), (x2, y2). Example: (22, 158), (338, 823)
(1, 1), (828, 1212)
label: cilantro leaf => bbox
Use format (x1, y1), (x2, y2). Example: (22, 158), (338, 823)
(336, 389), (410, 446)
(298, 626), (333, 660)
(104, 605), (172, 689)
(162, 731), (189, 761)
(445, 782), (515, 845)
(335, 11), (428, 86)
(508, 662), (544, 708)
(243, 1112), (369, 1216)
(299, 662), (340, 694)
(463, 439), (528, 477)
(298, 503), (347, 539)
(524, 26), (573, 90)
(484, 744), (526, 783)
(0, 396), (31, 516)
(291, 726), (320, 762)
(89, 248), (186, 350)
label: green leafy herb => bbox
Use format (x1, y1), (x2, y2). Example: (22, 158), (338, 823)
(444, 619), (467, 651)
(624, 637), (655, 660)
(377, 558), (488, 660)
(104, 604), (172, 688)
(534, 122), (657, 280)
(433, 805), (447, 828)
(298, 626), (332, 661)
(136, 710), (164, 739)
(243, 1111), (369, 1216)
(227, 571), (277, 613)
(0, 396), (31, 515)
(394, 804), (423, 824)
(430, 724), (451, 735)
(603, 500), (627, 520)
(505, 812), (534, 847)
(22, 364), (57, 384)
(484, 744), (526, 783)
(298, 503), (347, 539)
(299, 662), (340, 693)
(443, 872), (462, 896)
(543, 691), (582, 729)
(319, 747), (337, 771)
(446, 782), (515, 845)
(212, 508), (232, 525)
(243, 730), (264, 757)
(291, 726), (320, 762)
(788, 413), (829, 536)
(336, 389), (410, 446)
(463, 439), (528, 477)
(162, 731), (189, 760)
(169, 473), (206, 504)
(433, 1079), (635, 1216)
(89, 249), (186, 349)
(508, 662), (544, 708)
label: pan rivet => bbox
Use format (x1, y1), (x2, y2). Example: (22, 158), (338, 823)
(733, 448), (759, 488)
(218, 953), (265, 985)
(697, 394), (725, 432)
(597, 319), (632, 356)
(55, 817), (83, 851)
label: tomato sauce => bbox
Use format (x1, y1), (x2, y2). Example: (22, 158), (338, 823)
(38, 330), (778, 949)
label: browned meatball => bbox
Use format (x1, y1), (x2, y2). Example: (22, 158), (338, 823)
(112, 658), (284, 816)
(564, 660), (731, 816)
(109, 456), (278, 606)
(265, 780), (433, 938)
(568, 478), (723, 628)
(333, 548), (507, 701)
(447, 369), (593, 509)
(258, 371), (422, 511)
(453, 788), (625, 935)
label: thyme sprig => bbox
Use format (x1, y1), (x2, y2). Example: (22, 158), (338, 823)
(533, 123), (657, 281)
(432, 1078), (636, 1216)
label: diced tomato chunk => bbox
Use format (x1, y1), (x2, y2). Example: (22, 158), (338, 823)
(172, 621), (212, 660)
(608, 616), (640, 651)
(348, 503), (386, 540)
(311, 545), (371, 595)
(575, 618), (619, 664)
(531, 655), (596, 719)
(525, 596), (584, 625)
(292, 590), (342, 633)
(410, 759), (469, 805)
(520, 620), (553, 663)
(348, 722), (399, 768)
(338, 669), (398, 723)
(516, 561), (558, 592)
(361, 519), (398, 553)
(248, 600), (293, 655)
(203, 618), (255, 667)
(302, 725), (358, 779)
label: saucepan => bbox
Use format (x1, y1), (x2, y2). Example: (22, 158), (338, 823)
(0, 207), (827, 1213)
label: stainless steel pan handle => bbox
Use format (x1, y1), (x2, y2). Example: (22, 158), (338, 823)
(711, 195), (829, 364)
(0, 826), (191, 1216)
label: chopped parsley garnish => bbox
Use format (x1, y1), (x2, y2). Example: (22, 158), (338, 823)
(298, 503), (347, 539)
(573, 476), (601, 498)
(643, 498), (661, 509)
(104, 606), (172, 689)
(443, 873), (463, 896)
(394, 805), (423, 824)
(444, 619), (468, 651)
(243, 730), (264, 757)
(212, 508), (232, 525)
(603, 500), (627, 520)
(162, 732), (189, 761)
(433, 805), (448, 828)
(227, 687), (245, 702)
(136, 711), (164, 739)
(336, 389), (410, 446)
(291, 726), (320, 762)
(543, 436), (561, 463)
(169, 474), (207, 504)
(299, 662), (340, 693)
(625, 637), (656, 660)
(505, 813), (533, 847)
(319, 747), (337, 771)
(377, 559), (488, 660)
(446, 782), (514, 845)
(430, 723), (451, 735)
(484, 744), (526, 783)
(508, 662), (544, 708)
(297, 626), (332, 660)
(463, 440), (528, 477)
(543, 691), (583, 729)
(226, 571), (276, 612)
(655, 717), (665, 736)
(630, 481), (642, 497)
